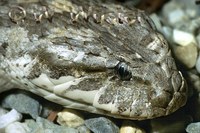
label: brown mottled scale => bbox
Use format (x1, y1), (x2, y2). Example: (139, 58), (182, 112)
(0, 0), (187, 120)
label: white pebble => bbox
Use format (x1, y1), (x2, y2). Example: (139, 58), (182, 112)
(0, 109), (22, 132)
(5, 122), (30, 133)
(168, 9), (186, 25)
(120, 120), (145, 133)
(0, 107), (8, 117)
(57, 109), (84, 128)
(173, 29), (196, 46)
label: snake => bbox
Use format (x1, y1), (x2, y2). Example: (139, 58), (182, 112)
(0, 0), (187, 120)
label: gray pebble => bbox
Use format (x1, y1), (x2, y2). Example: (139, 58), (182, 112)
(85, 117), (119, 133)
(1, 93), (42, 119)
(186, 122), (200, 133)
(195, 54), (200, 74)
(77, 125), (90, 133)
(26, 117), (78, 133)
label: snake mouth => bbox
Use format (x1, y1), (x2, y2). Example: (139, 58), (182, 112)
(165, 71), (187, 115)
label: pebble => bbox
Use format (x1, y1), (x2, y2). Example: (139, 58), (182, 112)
(195, 54), (200, 74)
(85, 117), (119, 133)
(5, 122), (30, 133)
(173, 43), (198, 68)
(150, 13), (162, 31)
(57, 109), (84, 128)
(26, 117), (78, 133)
(162, 0), (182, 17)
(173, 29), (196, 46)
(1, 92), (42, 119)
(186, 122), (200, 133)
(167, 9), (186, 25)
(0, 107), (8, 116)
(77, 125), (91, 133)
(195, 34), (200, 49)
(120, 120), (146, 133)
(188, 71), (200, 93)
(161, 26), (173, 44)
(0, 109), (22, 133)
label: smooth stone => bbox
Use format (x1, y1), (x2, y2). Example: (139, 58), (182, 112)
(176, 0), (198, 18)
(168, 9), (186, 25)
(186, 122), (200, 133)
(1, 93), (42, 119)
(162, 1), (183, 18)
(5, 122), (30, 133)
(186, 8), (197, 18)
(173, 43), (198, 68)
(120, 120), (146, 133)
(0, 109), (22, 132)
(173, 29), (196, 46)
(150, 13), (162, 31)
(150, 111), (192, 133)
(161, 26), (173, 44)
(85, 117), (119, 133)
(196, 34), (200, 49)
(196, 54), (200, 73)
(187, 71), (200, 93)
(77, 125), (91, 133)
(57, 109), (84, 128)
(26, 117), (78, 133)
(0, 107), (8, 116)
(186, 18), (200, 34)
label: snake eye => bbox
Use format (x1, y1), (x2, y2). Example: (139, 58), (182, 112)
(116, 62), (132, 80)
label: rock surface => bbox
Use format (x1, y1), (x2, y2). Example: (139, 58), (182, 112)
(85, 117), (119, 133)
(1, 93), (42, 119)
(5, 122), (30, 133)
(186, 122), (200, 133)
(0, 109), (22, 133)
(26, 117), (78, 133)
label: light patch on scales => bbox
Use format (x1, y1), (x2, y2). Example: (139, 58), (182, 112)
(53, 77), (85, 95)
(110, 96), (131, 116)
(62, 89), (98, 104)
(93, 85), (115, 112)
(49, 76), (75, 85)
(48, 27), (97, 42)
(146, 36), (160, 51)
(135, 53), (142, 59)
(31, 73), (77, 92)
(31, 73), (55, 92)
(44, 93), (105, 115)
(46, 45), (85, 62)
(73, 52), (85, 62)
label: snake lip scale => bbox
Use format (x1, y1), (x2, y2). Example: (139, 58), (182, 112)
(0, 0), (187, 120)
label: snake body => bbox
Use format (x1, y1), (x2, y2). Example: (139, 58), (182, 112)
(0, 0), (187, 120)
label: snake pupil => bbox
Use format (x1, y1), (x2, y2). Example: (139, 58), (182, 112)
(116, 62), (132, 80)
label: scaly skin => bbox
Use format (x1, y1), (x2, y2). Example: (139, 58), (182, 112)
(0, 0), (187, 120)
